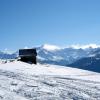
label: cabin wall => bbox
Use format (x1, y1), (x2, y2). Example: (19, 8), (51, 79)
(20, 56), (37, 64)
(19, 49), (37, 64)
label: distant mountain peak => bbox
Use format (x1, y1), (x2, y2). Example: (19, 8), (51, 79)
(69, 44), (100, 49)
(3, 48), (15, 54)
(41, 44), (61, 51)
(41, 44), (100, 50)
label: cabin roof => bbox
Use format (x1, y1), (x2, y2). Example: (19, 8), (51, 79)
(19, 48), (37, 57)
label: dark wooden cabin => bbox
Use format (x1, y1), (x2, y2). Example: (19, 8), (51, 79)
(19, 48), (37, 64)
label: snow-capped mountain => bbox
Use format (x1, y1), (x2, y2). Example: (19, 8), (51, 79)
(37, 44), (100, 66)
(69, 48), (100, 72)
(69, 44), (100, 49)
(1, 44), (100, 66)
(41, 44), (61, 51)
(0, 51), (17, 59)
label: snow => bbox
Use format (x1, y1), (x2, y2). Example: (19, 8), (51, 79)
(3, 48), (14, 54)
(70, 44), (100, 49)
(42, 43), (100, 50)
(52, 56), (64, 61)
(42, 44), (60, 51)
(0, 61), (100, 100)
(0, 61), (95, 76)
(37, 55), (46, 60)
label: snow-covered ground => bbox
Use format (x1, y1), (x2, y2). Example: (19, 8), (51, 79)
(0, 61), (100, 100)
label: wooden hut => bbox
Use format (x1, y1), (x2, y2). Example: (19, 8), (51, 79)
(19, 48), (37, 64)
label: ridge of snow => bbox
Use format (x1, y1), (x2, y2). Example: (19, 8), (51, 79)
(69, 44), (100, 49)
(42, 44), (61, 51)
(41, 44), (100, 51)
(1, 44), (100, 55)
(0, 61), (100, 85)
(0, 61), (99, 79)
(3, 48), (15, 54)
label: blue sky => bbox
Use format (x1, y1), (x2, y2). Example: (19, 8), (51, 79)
(0, 0), (100, 51)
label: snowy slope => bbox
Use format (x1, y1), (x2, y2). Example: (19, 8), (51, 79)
(0, 61), (100, 100)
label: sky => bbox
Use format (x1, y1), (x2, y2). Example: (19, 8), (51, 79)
(0, 0), (100, 51)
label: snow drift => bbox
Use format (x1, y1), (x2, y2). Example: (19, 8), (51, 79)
(0, 61), (100, 100)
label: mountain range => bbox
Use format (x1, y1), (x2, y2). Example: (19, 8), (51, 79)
(69, 48), (100, 72)
(0, 44), (100, 72)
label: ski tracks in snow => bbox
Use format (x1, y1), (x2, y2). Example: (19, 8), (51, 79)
(0, 69), (99, 100)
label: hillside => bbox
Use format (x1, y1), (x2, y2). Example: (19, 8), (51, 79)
(69, 53), (100, 72)
(0, 61), (100, 100)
